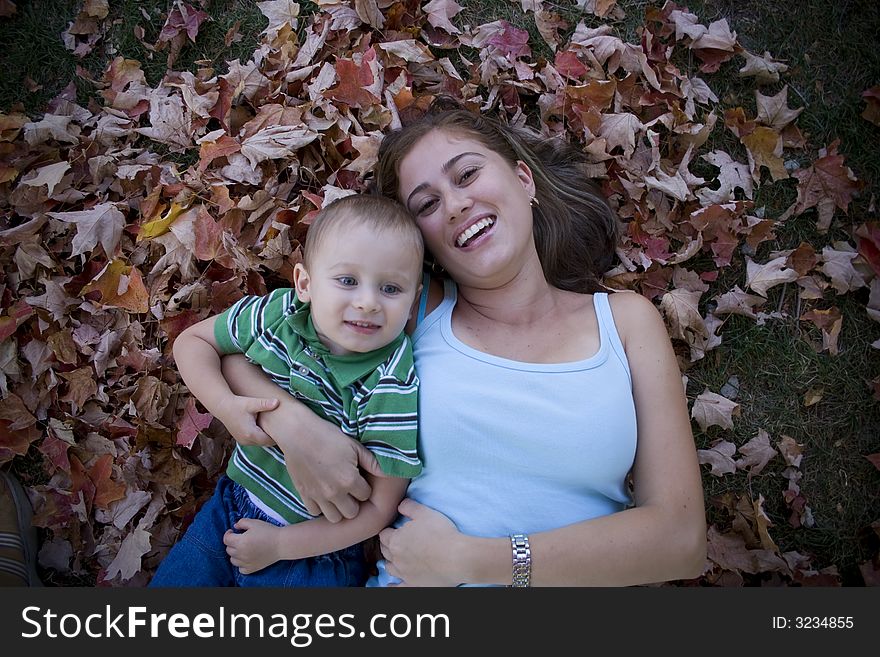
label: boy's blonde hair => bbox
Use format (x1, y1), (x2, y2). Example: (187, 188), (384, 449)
(303, 195), (424, 276)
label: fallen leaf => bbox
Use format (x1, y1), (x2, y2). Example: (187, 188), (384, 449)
(48, 203), (126, 258)
(423, 0), (462, 35)
(862, 86), (880, 126)
(735, 429), (778, 475)
(865, 454), (880, 471)
(803, 387), (824, 407)
(176, 397), (213, 449)
(745, 256), (798, 297)
(698, 439), (736, 476)
(692, 389), (740, 432)
(738, 49), (789, 84)
(104, 526), (152, 582)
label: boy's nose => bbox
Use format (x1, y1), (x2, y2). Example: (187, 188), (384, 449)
(354, 290), (380, 312)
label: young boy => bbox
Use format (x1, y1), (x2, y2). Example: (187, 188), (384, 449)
(150, 195), (424, 587)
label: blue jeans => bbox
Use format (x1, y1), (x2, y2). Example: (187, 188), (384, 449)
(149, 475), (366, 587)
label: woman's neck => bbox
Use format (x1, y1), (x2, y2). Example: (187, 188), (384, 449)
(456, 262), (561, 327)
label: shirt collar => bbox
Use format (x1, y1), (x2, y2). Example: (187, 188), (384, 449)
(286, 299), (405, 387)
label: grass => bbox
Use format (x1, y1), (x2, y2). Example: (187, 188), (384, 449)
(1, 0), (878, 585)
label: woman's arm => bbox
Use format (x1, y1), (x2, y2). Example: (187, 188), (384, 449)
(220, 354), (385, 523)
(224, 475), (408, 573)
(380, 292), (706, 586)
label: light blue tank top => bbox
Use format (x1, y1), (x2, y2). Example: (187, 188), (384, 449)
(369, 279), (637, 586)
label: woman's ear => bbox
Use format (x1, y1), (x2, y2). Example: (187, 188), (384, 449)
(515, 160), (536, 198)
(293, 263), (311, 303)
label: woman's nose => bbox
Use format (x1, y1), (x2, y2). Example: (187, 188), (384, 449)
(444, 189), (472, 222)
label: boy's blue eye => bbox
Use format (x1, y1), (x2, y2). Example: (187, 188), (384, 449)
(337, 276), (357, 286)
(381, 284), (402, 295)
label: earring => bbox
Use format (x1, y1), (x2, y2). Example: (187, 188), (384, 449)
(529, 196), (540, 207)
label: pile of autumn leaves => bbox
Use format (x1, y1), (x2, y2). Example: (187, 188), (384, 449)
(0, 0), (877, 585)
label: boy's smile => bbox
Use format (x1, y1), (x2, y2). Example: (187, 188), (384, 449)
(294, 222), (423, 356)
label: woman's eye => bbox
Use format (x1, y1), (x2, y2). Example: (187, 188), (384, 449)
(417, 198), (437, 215)
(337, 276), (357, 286)
(459, 167), (478, 183)
(381, 284), (402, 295)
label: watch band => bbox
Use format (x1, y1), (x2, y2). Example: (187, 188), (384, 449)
(510, 533), (531, 587)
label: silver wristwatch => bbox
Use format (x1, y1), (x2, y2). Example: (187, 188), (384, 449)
(510, 534), (531, 587)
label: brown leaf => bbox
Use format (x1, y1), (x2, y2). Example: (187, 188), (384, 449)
(60, 367), (98, 413)
(745, 256), (798, 297)
(89, 453), (127, 509)
(698, 439), (736, 476)
(104, 526), (152, 582)
(777, 435), (804, 468)
(325, 49), (383, 109)
(257, 0), (300, 39)
(735, 429), (778, 475)
(792, 142), (863, 232)
(48, 203), (126, 258)
(800, 307), (843, 355)
(865, 453), (880, 471)
(423, 0), (462, 34)
(755, 86), (803, 130)
(132, 375), (171, 427)
(82, 259), (150, 313)
(157, 1), (209, 45)
(820, 244), (867, 294)
(691, 389), (739, 432)
(738, 49), (789, 84)
(176, 397), (213, 449)
(741, 126), (787, 182)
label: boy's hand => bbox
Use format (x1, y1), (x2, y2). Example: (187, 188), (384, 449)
(224, 518), (282, 574)
(216, 395), (280, 446)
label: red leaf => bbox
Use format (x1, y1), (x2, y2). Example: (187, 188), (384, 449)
(325, 50), (381, 109)
(855, 222), (880, 277)
(176, 397), (213, 449)
(865, 453), (880, 471)
(0, 300), (34, 342)
(488, 21), (531, 60)
(89, 454), (127, 510)
(158, 2), (209, 44)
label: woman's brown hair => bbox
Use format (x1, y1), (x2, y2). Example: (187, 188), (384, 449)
(373, 96), (619, 294)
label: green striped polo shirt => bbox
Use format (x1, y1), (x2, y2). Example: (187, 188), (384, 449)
(214, 288), (421, 524)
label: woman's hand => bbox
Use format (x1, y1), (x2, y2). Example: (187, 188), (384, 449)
(378, 499), (463, 587)
(224, 518), (282, 575)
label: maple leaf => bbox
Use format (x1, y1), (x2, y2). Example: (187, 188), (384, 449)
(47, 202), (126, 258)
(820, 244), (867, 294)
(95, 490), (152, 530)
(791, 141), (863, 232)
(355, 0), (384, 28)
(60, 367), (98, 414)
(691, 389), (739, 432)
(240, 123), (319, 168)
(158, 2), (209, 44)
(257, 0), (300, 39)
(325, 50), (383, 109)
(659, 288), (706, 342)
(755, 86), (803, 130)
(697, 150), (753, 205)
(423, 0), (462, 34)
(741, 126), (787, 182)
(136, 87), (192, 152)
(712, 285), (765, 319)
(698, 439), (736, 476)
(104, 526), (152, 582)
(738, 50), (789, 84)
(745, 256), (799, 297)
(706, 526), (790, 576)
(800, 307), (843, 355)
(20, 161), (71, 197)
(778, 435), (804, 468)
(865, 454), (880, 471)
(82, 259), (150, 313)
(176, 396), (213, 449)
(597, 112), (644, 156)
(535, 9), (568, 52)
(735, 429), (778, 475)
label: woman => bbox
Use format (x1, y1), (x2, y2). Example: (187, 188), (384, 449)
(221, 99), (707, 586)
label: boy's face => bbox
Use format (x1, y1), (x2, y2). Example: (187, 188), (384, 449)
(293, 222), (423, 356)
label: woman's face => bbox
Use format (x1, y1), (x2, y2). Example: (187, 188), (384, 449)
(397, 129), (537, 288)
